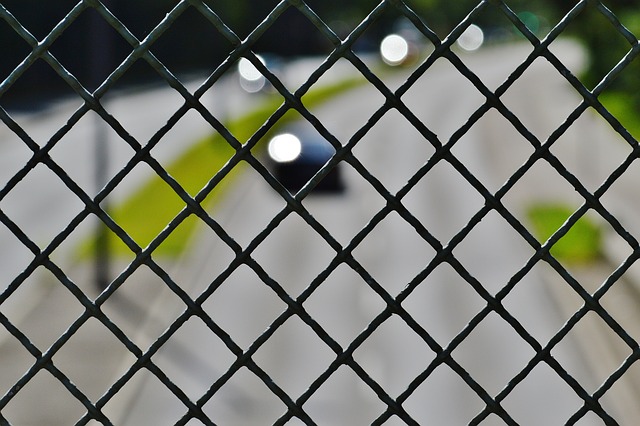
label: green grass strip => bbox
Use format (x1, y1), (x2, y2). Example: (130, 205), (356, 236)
(80, 76), (367, 258)
(526, 203), (602, 264)
(598, 91), (640, 140)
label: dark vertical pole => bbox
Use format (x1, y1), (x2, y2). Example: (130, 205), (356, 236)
(89, 0), (114, 291)
(94, 115), (110, 291)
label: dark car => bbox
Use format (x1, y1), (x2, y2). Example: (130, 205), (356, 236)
(266, 127), (345, 194)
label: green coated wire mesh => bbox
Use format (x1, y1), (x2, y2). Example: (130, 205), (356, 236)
(1, 0), (640, 424)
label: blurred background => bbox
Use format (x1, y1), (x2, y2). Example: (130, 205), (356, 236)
(1, 0), (638, 109)
(2, 0), (640, 424)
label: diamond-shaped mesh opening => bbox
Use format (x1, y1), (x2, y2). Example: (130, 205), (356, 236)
(251, 315), (336, 398)
(351, 210), (437, 297)
(0, 162), (85, 249)
(250, 110), (345, 197)
(165, 224), (237, 300)
(252, 8), (336, 90)
(451, 311), (536, 396)
(403, 263), (486, 346)
(153, 115), (237, 198)
(352, 108), (435, 194)
(151, 316), (236, 401)
(202, 264), (286, 350)
(402, 159), (485, 244)
(500, 55), (585, 142)
(352, 315), (434, 398)
(98, 159), (189, 252)
(451, 4), (539, 86)
(103, 368), (189, 425)
(2, 369), (88, 425)
(52, 317), (132, 402)
(300, 58), (380, 142)
(47, 8), (133, 92)
(2, 268), (83, 351)
(303, 365), (386, 424)
(348, 7), (433, 89)
(99, 265), (186, 350)
(549, 108), (633, 193)
(207, 163), (285, 248)
(252, 213), (337, 299)
(501, 362), (589, 424)
(148, 6), (235, 77)
(0, 58), (85, 135)
(201, 366), (287, 425)
(304, 263), (385, 347)
(453, 209), (535, 295)
(47, 110), (136, 199)
(502, 261), (573, 345)
(501, 158), (583, 222)
(401, 363), (486, 425)
(553, 310), (633, 396)
(450, 108), (535, 193)
(104, 64), (203, 145)
(557, 1), (637, 91)
(299, 164), (384, 245)
(401, 56), (487, 143)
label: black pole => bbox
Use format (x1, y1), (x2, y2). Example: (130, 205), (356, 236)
(89, 0), (114, 291)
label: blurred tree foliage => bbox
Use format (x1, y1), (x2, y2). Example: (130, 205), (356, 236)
(0, 0), (638, 111)
(547, 0), (640, 112)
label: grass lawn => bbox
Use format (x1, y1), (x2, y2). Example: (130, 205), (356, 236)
(526, 203), (602, 264)
(598, 91), (640, 140)
(80, 76), (367, 258)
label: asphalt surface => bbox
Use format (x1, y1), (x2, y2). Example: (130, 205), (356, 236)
(2, 40), (640, 424)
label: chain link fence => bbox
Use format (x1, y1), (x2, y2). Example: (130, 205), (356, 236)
(1, 0), (640, 424)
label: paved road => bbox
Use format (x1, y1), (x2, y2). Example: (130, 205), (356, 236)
(2, 40), (639, 424)
(0, 70), (275, 327)
(114, 41), (616, 425)
(0, 71), (269, 423)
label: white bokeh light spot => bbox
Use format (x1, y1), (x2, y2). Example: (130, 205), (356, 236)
(238, 55), (267, 92)
(268, 133), (302, 163)
(238, 55), (265, 81)
(380, 34), (409, 66)
(457, 24), (484, 51)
